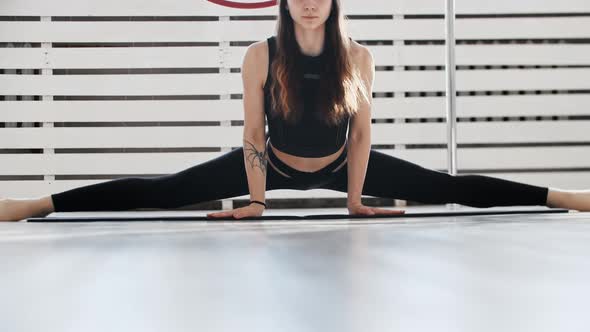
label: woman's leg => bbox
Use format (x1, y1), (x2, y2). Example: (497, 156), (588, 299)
(50, 147), (290, 212)
(321, 149), (549, 208)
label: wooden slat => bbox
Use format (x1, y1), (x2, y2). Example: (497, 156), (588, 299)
(454, 44), (590, 67)
(0, 100), (244, 122)
(1, 146), (589, 176)
(0, 48), (47, 69)
(453, 0), (590, 14)
(371, 95), (590, 119)
(371, 121), (590, 145)
(1, 18), (589, 43)
(375, 68), (590, 92)
(370, 44), (590, 67)
(0, 73), (242, 95)
(1, 0), (589, 16)
(2, 69), (590, 95)
(456, 17), (590, 40)
(2, 95), (589, 122)
(48, 47), (221, 68)
(371, 122), (590, 145)
(0, 121), (588, 149)
(0, 127), (243, 149)
(3, 172), (589, 200)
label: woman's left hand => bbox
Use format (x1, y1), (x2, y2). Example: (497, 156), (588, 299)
(348, 203), (405, 216)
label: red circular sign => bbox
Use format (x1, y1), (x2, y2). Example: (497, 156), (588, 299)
(207, 0), (277, 9)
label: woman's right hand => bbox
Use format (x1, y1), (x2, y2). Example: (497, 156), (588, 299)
(206, 203), (265, 220)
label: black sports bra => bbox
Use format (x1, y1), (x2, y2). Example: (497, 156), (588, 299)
(263, 36), (349, 158)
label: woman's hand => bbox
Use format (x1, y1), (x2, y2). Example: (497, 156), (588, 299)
(206, 203), (265, 220)
(348, 203), (405, 216)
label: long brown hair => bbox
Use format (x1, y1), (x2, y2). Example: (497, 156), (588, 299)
(268, 0), (370, 127)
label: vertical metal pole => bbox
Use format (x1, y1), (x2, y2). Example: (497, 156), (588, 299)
(445, 0), (459, 209)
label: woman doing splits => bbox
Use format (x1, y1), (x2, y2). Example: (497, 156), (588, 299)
(1, 0), (589, 221)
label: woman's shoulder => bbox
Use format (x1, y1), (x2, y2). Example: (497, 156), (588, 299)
(246, 37), (271, 58)
(242, 38), (272, 90)
(349, 39), (374, 69)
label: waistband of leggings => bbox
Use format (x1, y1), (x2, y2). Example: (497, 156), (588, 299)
(266, 140), (348, 178)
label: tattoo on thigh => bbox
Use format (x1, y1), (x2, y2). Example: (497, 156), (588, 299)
(243, 139), (268, 174)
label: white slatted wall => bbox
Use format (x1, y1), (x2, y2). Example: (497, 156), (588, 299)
(1, 0), (589, 209)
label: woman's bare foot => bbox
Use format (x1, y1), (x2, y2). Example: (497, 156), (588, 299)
(0, 197), (54, 222)
(547, 189), (590, 212)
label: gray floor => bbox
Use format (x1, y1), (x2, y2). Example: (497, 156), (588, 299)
(1, 206), (590, 332)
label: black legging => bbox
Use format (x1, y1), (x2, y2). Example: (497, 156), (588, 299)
(51, 142), (549, 212)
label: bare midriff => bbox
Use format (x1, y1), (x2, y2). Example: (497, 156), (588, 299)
(267, 139), (347, 173)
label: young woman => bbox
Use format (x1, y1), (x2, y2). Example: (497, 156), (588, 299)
(1, 0), (589, 222)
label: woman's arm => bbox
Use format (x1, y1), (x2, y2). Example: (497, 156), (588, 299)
(207, 42), (267, 219)
(241, 43), (268, 206)
(346, 47), (374, 209)
(346, 48), (405, 217)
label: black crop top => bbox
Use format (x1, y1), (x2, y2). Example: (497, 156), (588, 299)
(263, 36), (349, 158)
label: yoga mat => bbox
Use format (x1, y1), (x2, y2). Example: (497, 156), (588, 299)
(27, 208), (570, 222)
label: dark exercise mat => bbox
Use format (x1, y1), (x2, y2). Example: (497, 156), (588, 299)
(27, 208), (570, 222)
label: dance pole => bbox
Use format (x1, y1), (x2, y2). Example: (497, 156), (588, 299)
(445, 0), (458, 208)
